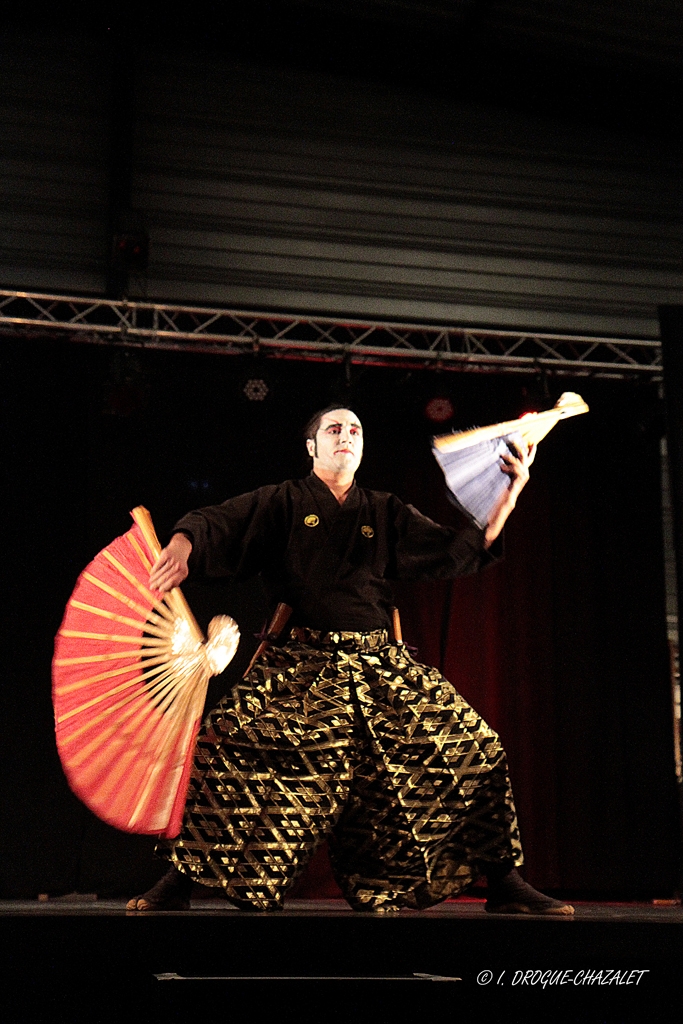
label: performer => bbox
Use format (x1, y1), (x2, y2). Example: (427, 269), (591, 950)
(128, 406), (573, 915)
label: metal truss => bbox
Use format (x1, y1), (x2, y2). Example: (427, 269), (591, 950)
(0, 289), (662, 379)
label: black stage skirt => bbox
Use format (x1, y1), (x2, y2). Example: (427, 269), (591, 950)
(157, 628), (523, 911)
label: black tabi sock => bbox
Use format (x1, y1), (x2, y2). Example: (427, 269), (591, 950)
(482, 864), (571, 912)
(146, 866), (194, 900)
(482, 859), (517, 891)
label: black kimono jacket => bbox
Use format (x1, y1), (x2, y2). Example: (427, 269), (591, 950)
(173, 473), (497, 633)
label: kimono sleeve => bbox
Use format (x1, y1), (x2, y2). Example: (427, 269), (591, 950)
(171, 485), (281, 579)
(390, 497), (502, 581)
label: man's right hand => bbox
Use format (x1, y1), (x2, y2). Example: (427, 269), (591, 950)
(149, 533), (192, 592)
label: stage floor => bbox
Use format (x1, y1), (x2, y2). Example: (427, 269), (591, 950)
(2, 897), (681, 1023)
(2, 894), (682, 922)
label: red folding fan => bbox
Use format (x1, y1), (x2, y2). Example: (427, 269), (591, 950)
(52, 507), (240, 837)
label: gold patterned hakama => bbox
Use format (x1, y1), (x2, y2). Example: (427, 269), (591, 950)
(157, 628), (523, 911)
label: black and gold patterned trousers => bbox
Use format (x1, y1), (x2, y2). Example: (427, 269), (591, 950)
(156, 628), (523, 911)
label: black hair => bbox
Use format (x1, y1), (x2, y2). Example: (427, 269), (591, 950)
(303, 404), (358, 441)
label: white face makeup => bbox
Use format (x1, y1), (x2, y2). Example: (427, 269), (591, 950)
(307, 409), (364, 478)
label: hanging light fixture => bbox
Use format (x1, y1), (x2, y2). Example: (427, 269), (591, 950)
(424, 395), (455, 424)
(243, 378), (269, 401)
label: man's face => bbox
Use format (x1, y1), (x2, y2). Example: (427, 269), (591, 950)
(307, 409), (363, 476)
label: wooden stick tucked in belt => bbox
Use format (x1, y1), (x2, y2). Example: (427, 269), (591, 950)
(243, 602), (292, 677)
(391, 606), (403, 643)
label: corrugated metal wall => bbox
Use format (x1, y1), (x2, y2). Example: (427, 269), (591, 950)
(133, 54), (683, 336)
(0, 33), (109, 295)
(1, 34), (681, 336)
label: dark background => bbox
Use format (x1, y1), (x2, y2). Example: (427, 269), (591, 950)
(6, 0), (683, 141)
(0, 334), (678, 900)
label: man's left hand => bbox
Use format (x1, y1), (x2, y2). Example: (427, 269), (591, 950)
(500, 441), (536, 494)
(483, 441), (536, 548)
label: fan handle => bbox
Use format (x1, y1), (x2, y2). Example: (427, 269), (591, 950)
(131, 505), (204, 644)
